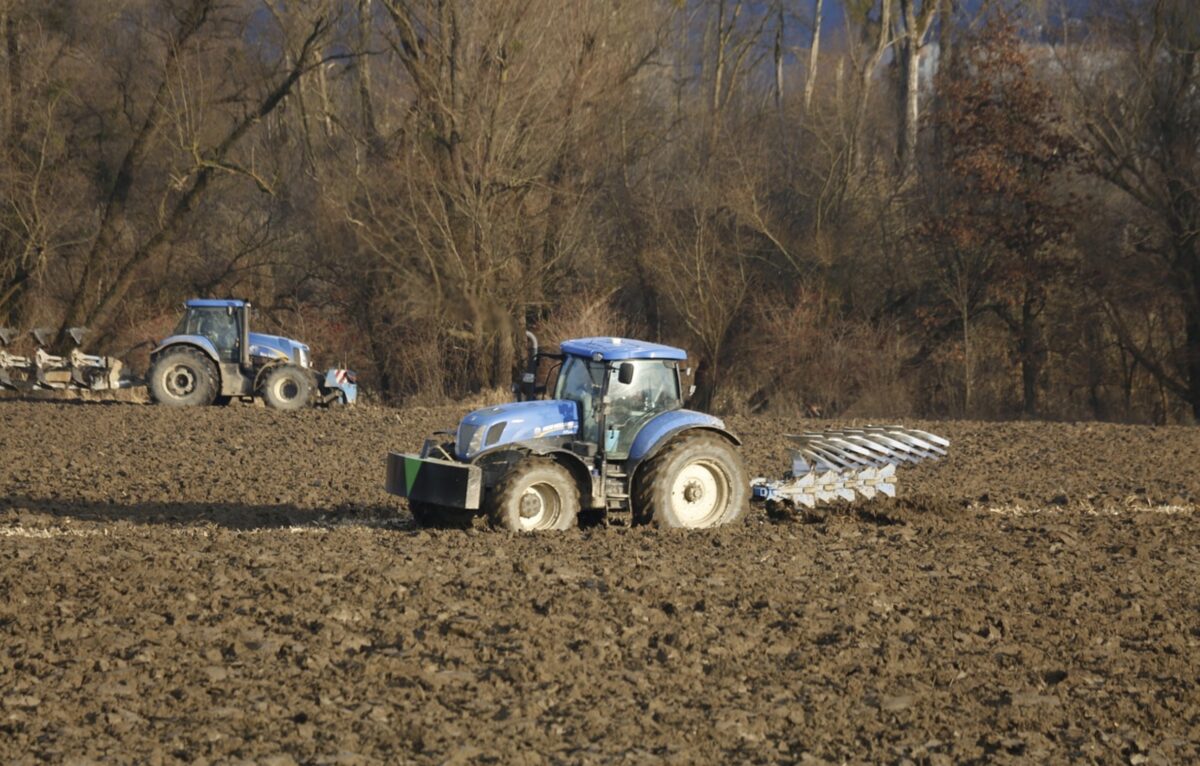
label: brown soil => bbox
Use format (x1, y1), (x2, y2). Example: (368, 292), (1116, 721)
(1, 401), (1198, 764)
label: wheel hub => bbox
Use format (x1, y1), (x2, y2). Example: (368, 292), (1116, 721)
(519, 491), (544, 519)
(516, 482), (562, 530)
(276, 379), (299, 400)
(669, 460), (730, 527)
(166, 365), (196, 397)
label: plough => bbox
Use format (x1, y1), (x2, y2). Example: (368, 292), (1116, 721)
(751, 427), (949, 510)
(0, 327), (130, 393)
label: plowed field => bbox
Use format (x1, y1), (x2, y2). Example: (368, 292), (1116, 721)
(2, 401), (1198, 764)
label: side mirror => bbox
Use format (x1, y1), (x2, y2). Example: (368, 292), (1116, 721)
(617, 362), (634, 385)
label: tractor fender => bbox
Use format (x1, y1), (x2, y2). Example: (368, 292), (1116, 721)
(151, 336), (221, 365)
(251, 360), (284, 392)
(537, 448), (595, 500)
(470, 441), (597, 500)
(625, 410), (741, 476)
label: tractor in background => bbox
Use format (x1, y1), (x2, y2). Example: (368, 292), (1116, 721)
(149, 299), (356, 409)
(385, 335), (948, 531)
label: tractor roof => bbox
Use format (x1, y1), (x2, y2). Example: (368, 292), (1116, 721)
(560, 337), (687, 361)
(186, 298), (247, 309)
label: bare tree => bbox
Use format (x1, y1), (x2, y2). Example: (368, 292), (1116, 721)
(1061, 0), (1200, 420)
(643, 178), (752, 409)
(324, 0), (669, 396)
(57, 0), (345, 344)
(700, 0), (772, 146)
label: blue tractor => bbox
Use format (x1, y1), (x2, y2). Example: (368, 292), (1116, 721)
(148, 299), (357, 409)
(386, 334), (950, 531)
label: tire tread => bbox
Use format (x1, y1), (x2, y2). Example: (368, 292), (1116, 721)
(633, 432), (748, 528)
(262, 365), (312, 411)
(489, 458), (579, 532)
(149, 347), (218, 407)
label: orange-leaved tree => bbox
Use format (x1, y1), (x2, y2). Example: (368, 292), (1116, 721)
(921, 12), (1075, 417)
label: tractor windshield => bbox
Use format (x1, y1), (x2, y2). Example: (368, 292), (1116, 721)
(604, 360), (681, 458)
(175, 307), (240, 362)
(555, 356), (606, 443)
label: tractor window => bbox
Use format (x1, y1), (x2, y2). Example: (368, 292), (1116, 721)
(604, 360), (681, 458)
(176, 307), (240, 362)
(555, 356), (606, 443)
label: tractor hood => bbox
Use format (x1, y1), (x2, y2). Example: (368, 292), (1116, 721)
(456, 400), (579, 460)
(248, 332), (310, 368)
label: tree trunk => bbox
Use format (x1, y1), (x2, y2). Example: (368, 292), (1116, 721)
(803, 0), (823, 113)
(693, 355), (719, 412)
(851, 0), (891, 172)
(960, 286), (971, 415)
(1185, 293), (1200, 422)
(897, 0), (921, 177)
(493, 319), (515, 393)
(357, 0), (379, 148)
(1084, 318), (1108, 420)
(363, 296), (395, 398)
(1019, 292), (1042, 418)
(4, 9), (24, 140)
(898, 0), (937, 178)
(773, 0), (784, 110)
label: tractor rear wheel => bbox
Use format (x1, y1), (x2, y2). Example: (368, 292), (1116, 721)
(634, 432), (748, 528)
(489, 458), (580, 532)
(149, 347), (218, 407)
(262, 365), (312, 411)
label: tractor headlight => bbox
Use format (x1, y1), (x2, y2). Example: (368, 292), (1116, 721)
(456, 424), (485, 458)
(297, 346), (309, 368)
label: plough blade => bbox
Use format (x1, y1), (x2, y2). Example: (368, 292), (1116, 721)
(752, 426), (947, 511)
(30, 328), (54, 348)
(0, 328), (31, 390)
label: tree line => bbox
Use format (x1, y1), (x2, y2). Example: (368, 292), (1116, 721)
(0, 0), (1196, 424)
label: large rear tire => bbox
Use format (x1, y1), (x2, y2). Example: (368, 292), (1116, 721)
(149, 347), (218, 407)
(489, 458), (580, 532)
(634, 432), (748, 528)
(262, 365), (312, 411)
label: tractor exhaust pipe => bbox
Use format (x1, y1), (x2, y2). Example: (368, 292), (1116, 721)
(518, 331), (539, 401)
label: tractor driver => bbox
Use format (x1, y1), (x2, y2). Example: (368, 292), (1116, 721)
(197, 312), (238, 361)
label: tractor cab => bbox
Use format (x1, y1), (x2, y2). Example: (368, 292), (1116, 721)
(551, 339), (685, 458)
(173, 300), (246, 363)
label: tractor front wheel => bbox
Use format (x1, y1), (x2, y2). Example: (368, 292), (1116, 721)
(489, 458), (580, 532)
(262, 365), (312, 411)
(634, 432), (748, 528)
(149, 347), (218, 407)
